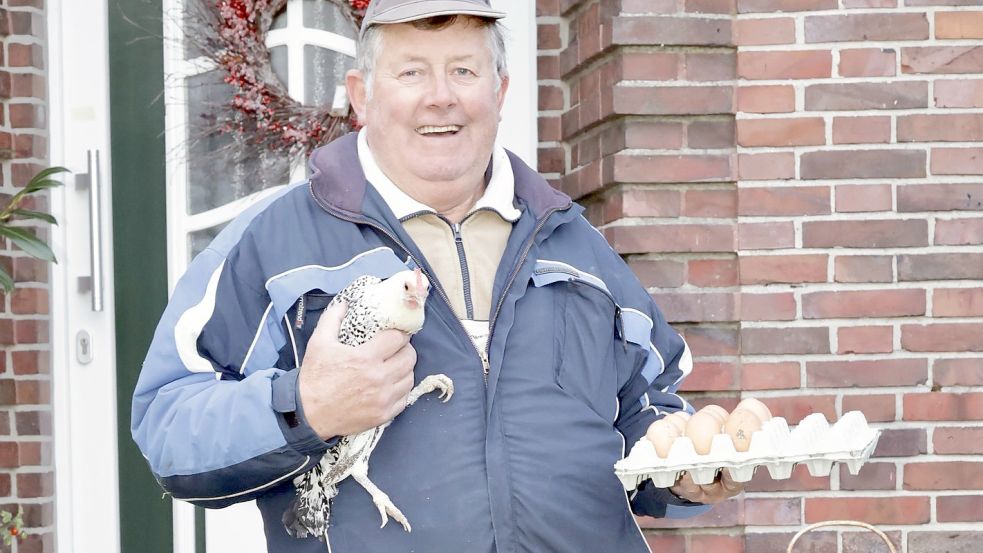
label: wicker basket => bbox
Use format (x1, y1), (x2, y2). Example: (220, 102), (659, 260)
(787, 520), (897, 553)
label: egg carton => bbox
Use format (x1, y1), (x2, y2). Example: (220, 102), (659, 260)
(614, 411), (881, 489)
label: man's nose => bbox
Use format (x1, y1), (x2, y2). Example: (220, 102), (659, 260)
(425, 72), (457, 108)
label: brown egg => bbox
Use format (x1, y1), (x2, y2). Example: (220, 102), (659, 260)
(664, 412), (688, 434)
(699, 404), (729, 424)
(645, 419), (682, 458)
(736, 397), (772, 423)
(724, 408), (763, 453)
(685, 411), (723, 455)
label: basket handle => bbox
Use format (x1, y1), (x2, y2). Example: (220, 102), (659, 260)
(786, 520), (896, 553)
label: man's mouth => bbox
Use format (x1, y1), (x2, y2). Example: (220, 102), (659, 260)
(416, 125), (462, 137)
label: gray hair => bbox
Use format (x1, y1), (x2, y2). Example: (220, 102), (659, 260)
(355, 15), (509, 100)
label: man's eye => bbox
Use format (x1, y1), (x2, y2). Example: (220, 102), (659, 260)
(454, 68), (476, 77)
(401, 70), (421, 78)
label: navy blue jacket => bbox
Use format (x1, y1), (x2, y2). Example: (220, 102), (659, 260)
(132, 133), (709, 552)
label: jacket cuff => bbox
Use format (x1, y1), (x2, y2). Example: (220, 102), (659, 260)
(630, 479), (705, 517)
(271, 369), (337, 455)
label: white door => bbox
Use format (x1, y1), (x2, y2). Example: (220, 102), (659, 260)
(158, 1), (538, 551)
(47, 0), (122, 552)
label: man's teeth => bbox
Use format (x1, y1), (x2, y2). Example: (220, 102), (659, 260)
(417, 125), (461, 135)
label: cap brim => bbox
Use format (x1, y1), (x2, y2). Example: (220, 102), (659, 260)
(369, 0), (506, 25)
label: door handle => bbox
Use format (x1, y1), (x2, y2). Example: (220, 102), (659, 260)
(75, 149), (104, 312)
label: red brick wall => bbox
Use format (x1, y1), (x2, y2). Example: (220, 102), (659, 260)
(0, 0), (53, 551)
(538, 0), (982, 551)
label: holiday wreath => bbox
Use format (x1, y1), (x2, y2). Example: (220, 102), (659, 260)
(191, 0), (369, 154)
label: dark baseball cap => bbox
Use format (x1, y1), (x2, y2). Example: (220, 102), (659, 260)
(361, 0), (506, 33)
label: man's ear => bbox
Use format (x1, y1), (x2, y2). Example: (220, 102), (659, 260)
(496, 74), (510, 112)
(346, 69), (368, 124)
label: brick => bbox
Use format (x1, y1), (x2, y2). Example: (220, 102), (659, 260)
(934, 219), (983, 246)
(832, 117), (891, 145)
(905, 462), (983, 490)
(803, 219), (927, 248)
(902, 46), (983, 74)
(651, 291), (737, 323)
(0, 442), (17, 468)
(612, 153), (733, 183)
(738, 51), (832, 80)
(681, 188), (736, 219)
(15, 410), (51, 435)
(746, 464), (831, 492)
(738, 221), (795, 251)
(619, 53), (678, 82)
(688, 258), (738, 287)
(899, 253), (983, 281)
(741, 361), (800, 390)
(739, 254), (827, 285)
(690, 535), (744, 552)
(12, 351), (48, 375)
(629, 259), (686, 289)
(737, 85), (795, 113)
(838, 48), (897, 77)
(936, 11), (983, 39)
(805, 13), (928, 42)
(935, 427), (983, 454)
(683, 53), (736, 82)
(909, 532), (983, 553)
(903, 392), (983, 420)
(681, 361), (740, 391)
(644, 534), (685, 553)
(935, 79), (983, 108)
(900, 114), (983, 142)
(835, 183), (892, 212)
(843, 531), (902, 553)
(737, 118), (825, 147)
(935, 358), (983, 386)
(738, 0), (837, 12)
(611, 16), (732, 47)
(7, 43), (44, 69)
(743, 327), (830, 355)
(806, 81), (927, 111)
(684, 326), (739, 356)
(740, 292), (797, 321)
(641, 498), (742, 528)
(903, 323), (983, 352)
(842, 394), (896, 422)
(738, 152), (794, 180)
(748, 532), (836, 553)
(837, 326), (894, 354)
(735, 17), (795, 46)
(762, 395), (837, 424)
(934, 288), (983, 317)
(13, 256), (48, 283)
(932, 148), (983, 175)
(899, 184), (983, 212)
(807, 358), (927, 387)
(738, 186), (829, 216)
(617, 188), (683, 218)
(11, 287), (48, 315)
(801, 150), (926, 180)
(803, 289), (925, 319)
(839, 462), (896, 491)
(687, 120), (735, 150)
(805, 496), (929, 525)
(873, 428), (926, 457)
(16, 471), (54, 498)
(743, 497), (800, 525)
(834, 255), (894, 283)
(613, 86), (734, 116)
(605, 223), (736, 254)
(937, 496), (983, 522)
(686, 0), (737, 14)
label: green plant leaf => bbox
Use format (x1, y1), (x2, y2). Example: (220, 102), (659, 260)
(9, 208), (57, 225)
(0, 227), (57, 263)
(23, 178), (65, 194)
(1, 511), (10, 523)
(29, 166), (70, 183)
(0, 268), (13, 295)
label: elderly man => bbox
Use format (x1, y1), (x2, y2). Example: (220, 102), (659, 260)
(131, 0), (742, 551)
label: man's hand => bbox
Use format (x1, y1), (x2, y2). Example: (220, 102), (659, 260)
(298, 300), (417, 440)
(669, 470), (744, 504)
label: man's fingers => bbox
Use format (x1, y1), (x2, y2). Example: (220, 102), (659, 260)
(720, 469), (743, 495)
(363, 329), (412, 359)
(310, 300), (348, 344)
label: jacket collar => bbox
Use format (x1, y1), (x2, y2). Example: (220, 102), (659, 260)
(308, 132), (571, 222)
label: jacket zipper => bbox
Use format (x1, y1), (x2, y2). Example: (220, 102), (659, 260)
(309, 189), (492, 380)
(450, 222), (475, 320)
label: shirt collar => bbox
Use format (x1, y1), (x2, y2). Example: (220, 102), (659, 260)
(357, 128), (521, 222)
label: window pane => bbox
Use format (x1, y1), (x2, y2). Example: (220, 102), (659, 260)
(270, 44), (289, 91)
(189, 223), (227, 260)
(303, 0), (355, 36)
(185, 70), (291, 215)
(305, 45), (354, 107)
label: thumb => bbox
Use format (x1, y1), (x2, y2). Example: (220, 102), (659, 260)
(310, 299), (348, 345)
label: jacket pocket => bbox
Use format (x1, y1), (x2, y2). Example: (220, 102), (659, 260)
(532, 260), (621, 422)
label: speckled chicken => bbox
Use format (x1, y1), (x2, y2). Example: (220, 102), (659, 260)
(283, 269), (454, 539)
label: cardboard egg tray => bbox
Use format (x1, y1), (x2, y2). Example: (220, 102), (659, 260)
(614, 411), (881, 489)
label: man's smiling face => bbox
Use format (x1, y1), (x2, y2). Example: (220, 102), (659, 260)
(349, 17), (508, 194)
